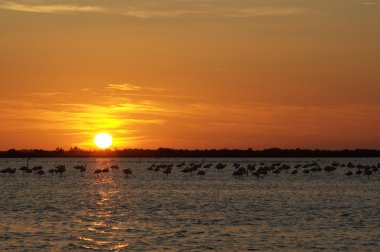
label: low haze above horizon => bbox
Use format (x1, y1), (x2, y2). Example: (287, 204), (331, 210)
(0, 0), (379, 150)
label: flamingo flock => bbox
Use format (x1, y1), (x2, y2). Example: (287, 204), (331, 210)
(144, 160), (380, 180)
(142, 160), (380, 180)
(0, 160), (379, 181)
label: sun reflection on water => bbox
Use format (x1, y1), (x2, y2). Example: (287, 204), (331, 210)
(75, 160), (130, 250)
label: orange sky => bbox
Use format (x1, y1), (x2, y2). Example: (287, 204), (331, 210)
(0, 1), (379, 150)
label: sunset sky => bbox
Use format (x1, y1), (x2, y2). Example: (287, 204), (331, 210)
(0, 0), (379, 150)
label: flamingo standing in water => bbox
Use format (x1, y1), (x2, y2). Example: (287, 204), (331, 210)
(364, 169), (372, 178)
(94, 169), (102, 177)
(79, 166), (86, 174)
(32, 166), (43, 172)
(1, 168), (16, 175)
(19, 166), (29, 173)
(197, 170), (206, 177)
(111, 165), (119, 170)
(37, 170), (45, 175)
(232, 167), (248, 177)
(163, 167), (172, 177)
(215, 163), (226, 170)
(55, 165), (66, 176)
(123, 168), (133, 178)
(9, 168), (16, 174)
(74, 164), (86, 174)
(345, 171), (353, 177)
(272, 169), (281, 176)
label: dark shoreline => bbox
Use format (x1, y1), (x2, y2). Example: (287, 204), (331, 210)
(1, 148), (380, 158)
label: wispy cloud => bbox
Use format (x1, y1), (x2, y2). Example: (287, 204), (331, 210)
(0, 0), (308, 18)
(223, 7), (307, 18)
(107, 83), (142, 92)
(106, 83), (165, 94)
(122, 7), (307, 18)
(32, 92), (66, 97)
(361, 1), (377, 5)
(0, 1), (105, 14)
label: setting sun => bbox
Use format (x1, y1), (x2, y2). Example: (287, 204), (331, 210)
(94, 133), (113, 149)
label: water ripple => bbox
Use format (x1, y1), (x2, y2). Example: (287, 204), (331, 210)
(0, 157), (380, 251)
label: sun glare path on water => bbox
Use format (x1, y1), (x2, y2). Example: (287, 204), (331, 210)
(94, 133), (113, 149)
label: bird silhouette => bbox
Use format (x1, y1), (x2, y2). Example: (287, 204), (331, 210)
(197, 170), (206, 177)
(345, 171), (353, 177)
(163, 167), (172, 177)
(37, 170), (45, 175)
(123, 168), (133, 177)
(55, 165), (66, 176)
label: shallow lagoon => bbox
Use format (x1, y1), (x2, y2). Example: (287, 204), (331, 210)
(1, 158), (380, 251)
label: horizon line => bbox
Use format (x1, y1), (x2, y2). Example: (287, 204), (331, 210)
(2, 147), (380, 152)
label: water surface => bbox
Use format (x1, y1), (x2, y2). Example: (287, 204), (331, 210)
(1, 158), (379, 251)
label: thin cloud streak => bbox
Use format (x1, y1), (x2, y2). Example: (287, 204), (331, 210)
(122, 7), (308, 18)
(32, 92), (67, 97)
(107, 84), (142, 92)
(0, 1), (308, 18)
(0, 1), (105, 14)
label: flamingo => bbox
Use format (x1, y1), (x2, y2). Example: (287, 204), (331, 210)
(310, 167), (322, 173)
(247, 164), (256, 172)
(252, 171), (265, 179)
(32, 166), (43, 171)
(111, 165), (119, 170)
(279, 164), (291, 172)
(347, 162), (355, 168)
(272, 169), (281, 176)
(215, 163), (226, 170)
(94, 169), (102, 177)
(123, 168), (133, 177)
(233, 163), (241, 169)
(233, 167), (248, 177)
(37, 170), (45, 175)
(203, 163), (212, 169)
(79, 166), (86, 174)
(163, 167), (172, 177)
(55, 165), (66, 176)
(345, 171), (353, 177)
(1, 168), (16, 174)
(19, 166), (28, 173)
(197, 170), (206, 177)
(364, 169), (372, 178)
(73, 164), (86, 170)
(177, 162), (185, 168)
(323, 166), (336, 173)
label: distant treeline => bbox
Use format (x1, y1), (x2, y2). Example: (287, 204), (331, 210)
(1, 147), (380, 158)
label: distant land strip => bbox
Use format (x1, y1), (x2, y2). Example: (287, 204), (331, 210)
(1, 148), (380, 158)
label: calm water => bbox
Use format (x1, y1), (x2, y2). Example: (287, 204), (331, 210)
(1, 158), (380, 251)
